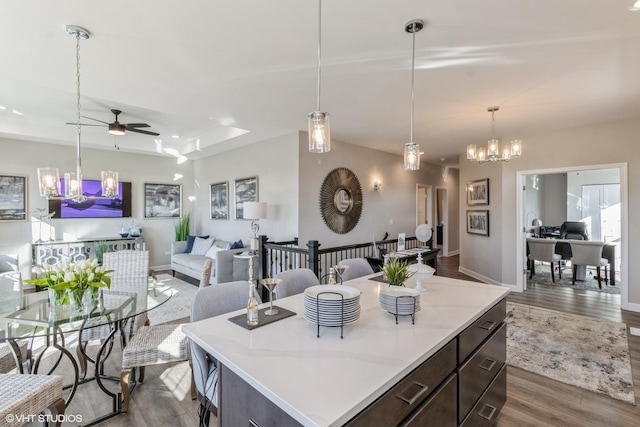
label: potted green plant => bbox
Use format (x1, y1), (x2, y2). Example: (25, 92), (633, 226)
(174, 212), (191, 241)
(383, 259), (415, 287)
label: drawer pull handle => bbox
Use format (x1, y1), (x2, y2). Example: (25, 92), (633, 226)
(478, 404), (497, 421)
(479, 320), (496, 331)
(397, 382), (429, 405)
(479, 358), (497, 372)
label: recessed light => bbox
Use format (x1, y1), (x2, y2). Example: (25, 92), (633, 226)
(173, 174), (183, 181)
(12, 109), (23, 115)
(171, 134), (180, 139)
(0, 105), (6, 110)
(630, 1), (640, 11)
(441, 157), (445, 162)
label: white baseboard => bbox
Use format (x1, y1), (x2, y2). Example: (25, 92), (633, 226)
(624, 302), (640, 313)
(445, 250), (460, 257)
(458, 266), (514, 290)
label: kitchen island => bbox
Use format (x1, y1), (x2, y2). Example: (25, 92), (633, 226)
(182, 274), (510, 427)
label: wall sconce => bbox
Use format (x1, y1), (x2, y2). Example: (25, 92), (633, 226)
(373, 179), (382, 190)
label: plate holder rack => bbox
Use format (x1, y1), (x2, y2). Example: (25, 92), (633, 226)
(315, 291), (345, 339)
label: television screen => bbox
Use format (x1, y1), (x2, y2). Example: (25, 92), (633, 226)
(49, 179), (132, 219)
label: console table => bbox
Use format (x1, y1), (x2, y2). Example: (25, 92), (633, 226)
(32, 236), (145, 267)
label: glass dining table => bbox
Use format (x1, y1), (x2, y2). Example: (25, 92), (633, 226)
(0, 285), (172, 426)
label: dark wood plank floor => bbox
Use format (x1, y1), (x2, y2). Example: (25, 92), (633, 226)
(438, 255), (640, 427)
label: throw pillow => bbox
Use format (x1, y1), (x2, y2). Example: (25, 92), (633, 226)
(191, 237), (214, 256)
(185, 234), (210, 253)
(230, 239), (244, 250)
(205, 244), (224, 260)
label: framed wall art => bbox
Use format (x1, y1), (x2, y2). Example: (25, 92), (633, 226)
(210, 181), (229, 220)
(467, 178), (489, 206)
(467, 210), (490, 236)
(234, 176), (258, 219)
(144, 183), (182, 218)
(0, 175), (27, 221)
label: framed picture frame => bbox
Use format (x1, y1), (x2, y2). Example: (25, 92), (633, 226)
(144, 183), (182, 218)
(467, 210), (490, 236)
(0, 175), (27, 221)
(234, 176), (258, 219)
(210, 181), (229, 220)
(467, 178), (489, 206)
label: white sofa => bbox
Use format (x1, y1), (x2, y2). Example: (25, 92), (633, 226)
(170, 240), (258, 285)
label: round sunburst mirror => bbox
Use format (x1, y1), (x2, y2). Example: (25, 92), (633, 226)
(319, 167), (363, 234)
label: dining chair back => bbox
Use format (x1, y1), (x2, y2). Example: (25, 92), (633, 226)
(568, 240), (609, 288)
(337, 258), (374, 281)
(190, 281), (258, 426)
(275, 268), (320, 299)
(526, 238), (562, 282)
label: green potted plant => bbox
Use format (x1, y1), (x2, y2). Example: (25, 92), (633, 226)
(174, 212), (191, 241)
(383, 259), (415, 287)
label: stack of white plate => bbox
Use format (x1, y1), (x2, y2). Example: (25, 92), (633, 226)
(303, 285), (361, 326)
(379, 287), (421, 315)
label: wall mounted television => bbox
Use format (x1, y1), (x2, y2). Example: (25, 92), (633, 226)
(49, 179), (132, 219)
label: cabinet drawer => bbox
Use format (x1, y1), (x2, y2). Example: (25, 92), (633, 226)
(458, 299), (505, 363)
(460, 364), (507, 427)
(458, 323), (506, 423)
(346, 339), (457, 427)
(400, 373), (457, 427)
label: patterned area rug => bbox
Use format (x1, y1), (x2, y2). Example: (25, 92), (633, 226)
(506, 302), (635, 404)
(527, 263), (619, 294)
(147, 274), (198, 324)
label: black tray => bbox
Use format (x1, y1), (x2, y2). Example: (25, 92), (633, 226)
(228, 306), (296, 330)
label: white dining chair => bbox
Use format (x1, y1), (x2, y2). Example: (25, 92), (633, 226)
(568, 240), (609, 288)
(527, 238), (562, 282)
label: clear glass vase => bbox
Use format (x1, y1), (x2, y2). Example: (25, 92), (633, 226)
(69, 287), (87, 310)
(48, 288), (69, 307)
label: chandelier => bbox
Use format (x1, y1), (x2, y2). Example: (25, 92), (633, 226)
(466, 106), (522, 163)
(308, 0), (330, 153)
(403, 19), (424, 171)
(37, 25), (119, 202)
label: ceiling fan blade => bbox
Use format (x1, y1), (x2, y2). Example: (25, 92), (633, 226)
(123, 123), (151, 129)
(81, 115), (110, 125)
(129, 128), (160, 136)
(65, 122), (105, 127)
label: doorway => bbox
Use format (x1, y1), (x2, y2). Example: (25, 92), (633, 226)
(436, 186), (448, 256)
(416, 184), (433, 236)
(515, 163), (628, 310)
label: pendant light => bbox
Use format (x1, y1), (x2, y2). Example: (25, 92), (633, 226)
(404, 19), (423, 171)
(37, 25), (119, 202)
(308, 0), (330, 153)
(467, 106), (522, 163)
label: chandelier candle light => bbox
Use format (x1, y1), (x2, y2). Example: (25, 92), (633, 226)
(37, 25), (119, 202)
(467, 106), (522, 163)
(308, 0), (330, 153)
(404, 19), (424, 171)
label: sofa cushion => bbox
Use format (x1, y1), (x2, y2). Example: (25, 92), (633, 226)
(191, 237), (214, 255)
(185, 235), (210, 253)
(230, 239), (244, 249)
(213, 240), (231, 250)
(205, 245), (224, 260)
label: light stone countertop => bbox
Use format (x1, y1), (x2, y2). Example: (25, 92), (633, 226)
(182, 274), (510, 427)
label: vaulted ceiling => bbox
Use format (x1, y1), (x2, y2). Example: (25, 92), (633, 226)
(1, 0), (639, 165)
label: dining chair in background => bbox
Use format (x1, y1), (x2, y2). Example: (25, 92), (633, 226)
(190, 281), (259, 427)
(568, 240), (609, 288)
(337, 258), (374, 281)
(526, 238), (562, 282)
(275, 268), (320, 299)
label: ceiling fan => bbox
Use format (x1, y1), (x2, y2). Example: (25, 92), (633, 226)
(68, 109), (160, 136)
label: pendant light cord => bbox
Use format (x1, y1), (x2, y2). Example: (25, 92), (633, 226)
(410, 25), (416, 143)
(316, 0), (322, 112)
(75, 32), (82, 181)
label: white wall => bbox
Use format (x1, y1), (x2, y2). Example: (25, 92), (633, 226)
(192, 133), (299, 244)
(460, 117), (640, 306)
(542, 173), (567, 226)
(0, 137), (195, 274)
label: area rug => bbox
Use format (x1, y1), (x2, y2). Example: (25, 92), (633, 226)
(148, 274), (198, 324)
(527, 265), (619, 294)
(506, 302), (635, 404)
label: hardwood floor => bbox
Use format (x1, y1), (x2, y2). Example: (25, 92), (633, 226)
(438, 254), (640, 427)
(29, 260), (640, 426)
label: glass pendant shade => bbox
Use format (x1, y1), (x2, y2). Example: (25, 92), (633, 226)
(487, 138), (500, 159)
(308, 111), (330, 153)
(404, 142), (420, 171)
(101, 171), (119, 198)
(64, 171), (85, 202)
(502, 145), (511, 161)
(477, 147), (487, 162)
(37, 167), (61, 198)
(510, 140), (522, 157)
(466, 144), (477, 161)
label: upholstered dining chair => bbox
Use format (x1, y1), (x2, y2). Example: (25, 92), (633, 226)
(190, 281), (258, 427)
(527, 238), (562, 282)
(568, 240), (609, 288)
(337, 258), (374, 281)
(275, 268), (320, 299)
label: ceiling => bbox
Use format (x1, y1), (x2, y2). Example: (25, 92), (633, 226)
(1, 0), (639, 165)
